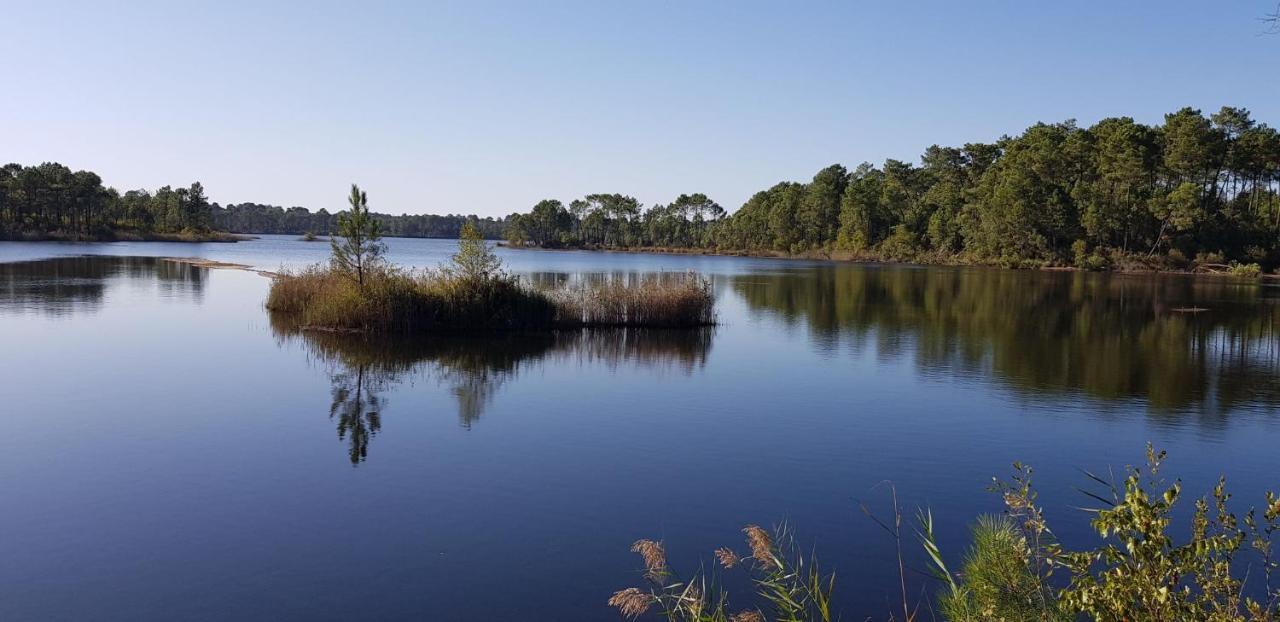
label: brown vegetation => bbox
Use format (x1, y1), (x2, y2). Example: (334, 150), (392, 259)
(265, 265), (715, 333)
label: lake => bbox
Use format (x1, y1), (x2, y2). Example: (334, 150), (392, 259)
(2, 235), (1278, 620)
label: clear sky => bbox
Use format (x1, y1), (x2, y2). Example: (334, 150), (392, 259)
(3, 1), (1278, 217)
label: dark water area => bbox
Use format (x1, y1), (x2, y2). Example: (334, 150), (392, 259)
(2, 238), (1279, 620)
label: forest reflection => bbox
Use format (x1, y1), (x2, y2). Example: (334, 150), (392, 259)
(0, 256), (207, 316)
(731, 266), (1280, 415)
(272, 318), (714, 464)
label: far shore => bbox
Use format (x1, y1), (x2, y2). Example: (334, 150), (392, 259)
(1, 231), (253, 243)
(498, 242), (1280, 280)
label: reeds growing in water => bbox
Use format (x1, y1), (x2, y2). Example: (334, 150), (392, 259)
(547, 273), (716, 328)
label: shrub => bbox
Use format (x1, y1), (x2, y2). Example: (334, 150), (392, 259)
(961, 446), (1280, 622)
(1069, 241), (1111, 271)
(1196, 251), (1227, 267)
(1071, 239), (1089, 267)
(877, 226), (921, 262)
(1229, 262), (1263, 278)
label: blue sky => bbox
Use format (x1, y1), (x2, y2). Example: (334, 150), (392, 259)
(3, 1), (1277, 217)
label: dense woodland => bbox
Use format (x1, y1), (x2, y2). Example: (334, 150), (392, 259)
(0, 163), (507, 241)
(211, 203), (508, 239)
(505, 106), (1280, 270)
(0, 162), (215, 239)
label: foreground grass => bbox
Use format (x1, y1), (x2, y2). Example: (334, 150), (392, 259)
(266, 265), (715, 333)
(611, 446), (1280, 622)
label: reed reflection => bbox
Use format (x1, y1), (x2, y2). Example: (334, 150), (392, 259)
(273, 317), (714, 464)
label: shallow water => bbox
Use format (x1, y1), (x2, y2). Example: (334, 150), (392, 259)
(2, 236), (1278, 620)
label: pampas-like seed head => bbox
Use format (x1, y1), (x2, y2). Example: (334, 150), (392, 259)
(742, 525), (777, 569)
(608, 587), (654, 618)
(631, 539), (668, 579)
(715, 547), (741, 569)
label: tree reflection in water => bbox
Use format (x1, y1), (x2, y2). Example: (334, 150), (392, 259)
(731, 266), (1280, 416)
(272, 316), (713, 464)
(328, 363), (384, 464)
(0, 255), (208, 316)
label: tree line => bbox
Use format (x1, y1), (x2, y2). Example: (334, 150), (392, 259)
(211, 202), (508, 239)
(505, 193), (725, 249)
(0, 161), (509, 241)
(506, 106), (1280, 269)
(9, 105), (1279, 264)
(1, 162), (213, 239)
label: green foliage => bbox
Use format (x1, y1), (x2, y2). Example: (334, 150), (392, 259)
(330, 184), (386, 286)
(211, 201), (509, 238)
(447, 220), (504, 282)
(507, 199), (572, 247)
(1052, 446), (1274, 620)
(1228, 262), (1263, 278)
(935, 448), (1280, 621)
(1072, 240), (1111, 270)
(0, 162), (214, 239)
(500, 106), (1280, 271)
(933, 515), (1066, 622)
(950, 446), (1280, 622)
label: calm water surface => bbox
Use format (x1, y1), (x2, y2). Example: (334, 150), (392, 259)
(2, 236), (1279, 620)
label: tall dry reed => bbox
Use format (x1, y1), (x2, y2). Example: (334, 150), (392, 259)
(546, 272), (715, 328)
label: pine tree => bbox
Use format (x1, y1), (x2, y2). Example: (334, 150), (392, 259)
(330, 184), (385, 286)
(448, 220), (502, 281)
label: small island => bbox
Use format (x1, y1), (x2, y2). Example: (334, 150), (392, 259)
(266, 185), (716, 333)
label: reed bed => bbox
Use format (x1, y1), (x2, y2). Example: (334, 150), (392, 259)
(266, 266), (715, 333)
(547, 273), (716, 328)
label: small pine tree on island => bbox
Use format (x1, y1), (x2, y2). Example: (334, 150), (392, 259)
(448, 220), (503, 282)
(330, 183), (386, 286)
